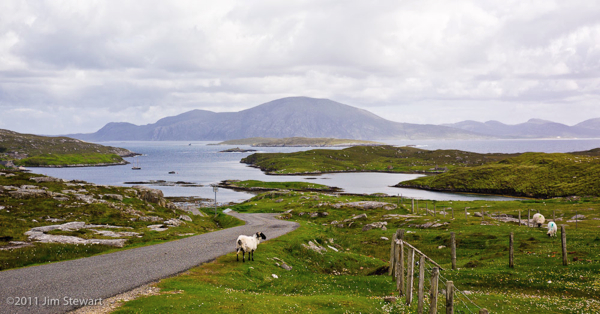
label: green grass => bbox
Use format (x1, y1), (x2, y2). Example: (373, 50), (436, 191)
(0, 170), (243, 270)
(113, 187), (600, 313)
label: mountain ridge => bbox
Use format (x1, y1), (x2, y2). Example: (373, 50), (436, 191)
(69, 97), (485, 141)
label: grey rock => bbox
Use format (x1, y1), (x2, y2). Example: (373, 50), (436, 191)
(352, 213), (368, 220)
(103, 194), (124, 201)
(178, 215), (193, 222)
(362, 221), (388, 232)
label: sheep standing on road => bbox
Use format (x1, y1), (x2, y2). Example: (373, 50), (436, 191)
(547, 221), (558, 237)
(236, 232), (267, 262)
(532, 213), (545, 228)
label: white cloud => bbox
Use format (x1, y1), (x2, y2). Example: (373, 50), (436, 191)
(0, 0), (600, 134)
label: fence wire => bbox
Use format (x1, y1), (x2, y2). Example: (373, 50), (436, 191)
(402, 247), (482, 313)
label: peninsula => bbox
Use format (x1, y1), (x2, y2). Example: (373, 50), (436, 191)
(0, 129), (134, 168)
(213, 137), (384, 147)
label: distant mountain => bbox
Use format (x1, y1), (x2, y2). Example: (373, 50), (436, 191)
(575, 118), (600, 131)
(69, 97), (484, 141)
(443, 118), (600, 138)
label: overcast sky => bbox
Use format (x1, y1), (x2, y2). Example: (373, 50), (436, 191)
(1, 0), (599, 135)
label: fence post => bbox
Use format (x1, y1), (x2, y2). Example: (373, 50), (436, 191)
(509, 232), (514, 268)
(481, 208), (484, 223)
(446, 281), (454, 314)
(417, 200), (419, 214)
(561, 226), (568, 266)
(389, 233), (398, 276)
(418, 255), (425, 314)
(434, 205), (436, 217)
(528, 209), (531, 227)
(397, 240), (405, 295)
(451, 232), (456, 270)
(576, 210), (578, 229)
(519, 209), (521, 226)
(429, 267), (439, 314)
(412, 199), (415, 214)
(406, 248), (415, 305)
(452, 207), (454, 219)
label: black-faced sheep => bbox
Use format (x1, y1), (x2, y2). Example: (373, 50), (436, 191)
(547, 221), (557, 237)
(236, 232), (267, 262)
(532, 213), (545, 227)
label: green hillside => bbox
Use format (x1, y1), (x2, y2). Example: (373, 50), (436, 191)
(398, 152), (600, 198)
(241, 145), (515, 175)
(0, 129), (134, 167)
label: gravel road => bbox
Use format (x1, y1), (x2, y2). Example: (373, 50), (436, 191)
(0, 212), (298, 314)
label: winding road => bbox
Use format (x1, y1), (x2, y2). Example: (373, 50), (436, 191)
(0, 212), (299, 314)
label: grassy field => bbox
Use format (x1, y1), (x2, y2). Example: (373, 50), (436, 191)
(0, 129), (133, 166)
(113, 186), (600, 313)
(241, 145), (515, 175)
(0, 170), (242, 270)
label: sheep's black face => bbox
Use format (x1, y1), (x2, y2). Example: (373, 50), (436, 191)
(257, 232), (267, 240)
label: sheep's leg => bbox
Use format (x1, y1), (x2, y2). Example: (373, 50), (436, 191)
(242, 249), (246, 262)
(236, 248), (239, 261)
(251, 250), (254, 261)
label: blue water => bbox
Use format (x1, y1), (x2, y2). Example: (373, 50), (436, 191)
(28, 139), (600, 203)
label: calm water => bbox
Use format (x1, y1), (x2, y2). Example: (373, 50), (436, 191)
(29, 139), (600, 203)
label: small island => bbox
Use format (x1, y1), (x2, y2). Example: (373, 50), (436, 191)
(217, 179), (342, 193)
(212, 137), (384, 147)
(219, 147), (258, 153)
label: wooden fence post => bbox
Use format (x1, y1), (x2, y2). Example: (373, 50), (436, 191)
(446, 281), (454, 314)
(561, 226), (568, 266)
(429, 267), (439, 314)
(389, 233), (398, 276)
(406, 248), (415, 305)
(452, 207), (454, 219)
(397, 240), (405, 295)
(519, 209), (521, 226)
(412, 199), (415, 214)
(451, 232), (456, 270)
(418, 255), (425, 314)
(509, 232), (514, 268)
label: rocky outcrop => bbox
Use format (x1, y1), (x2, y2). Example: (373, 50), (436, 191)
(362, 221), (388, 231)
(24, 222), (136, 247)
(331, 201), (397, 210)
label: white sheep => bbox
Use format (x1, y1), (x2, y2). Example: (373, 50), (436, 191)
(547, 221), (557, 237)
(532, 213), (545, 228)
(236, 232), (267, 262)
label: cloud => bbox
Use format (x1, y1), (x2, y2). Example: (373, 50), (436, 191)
(0, 0), (599, 134)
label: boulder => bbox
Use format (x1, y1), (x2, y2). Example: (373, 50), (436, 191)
(134, 186), (168, 207)
(103, 194), (124, 201)
(179, 215), (193, 222)
(9, 189), (50, 199)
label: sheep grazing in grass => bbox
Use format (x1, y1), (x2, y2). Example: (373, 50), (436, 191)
(547, 221), (558, 237)
(532, 213), (545, 228)
(236, 232), (267, 262)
